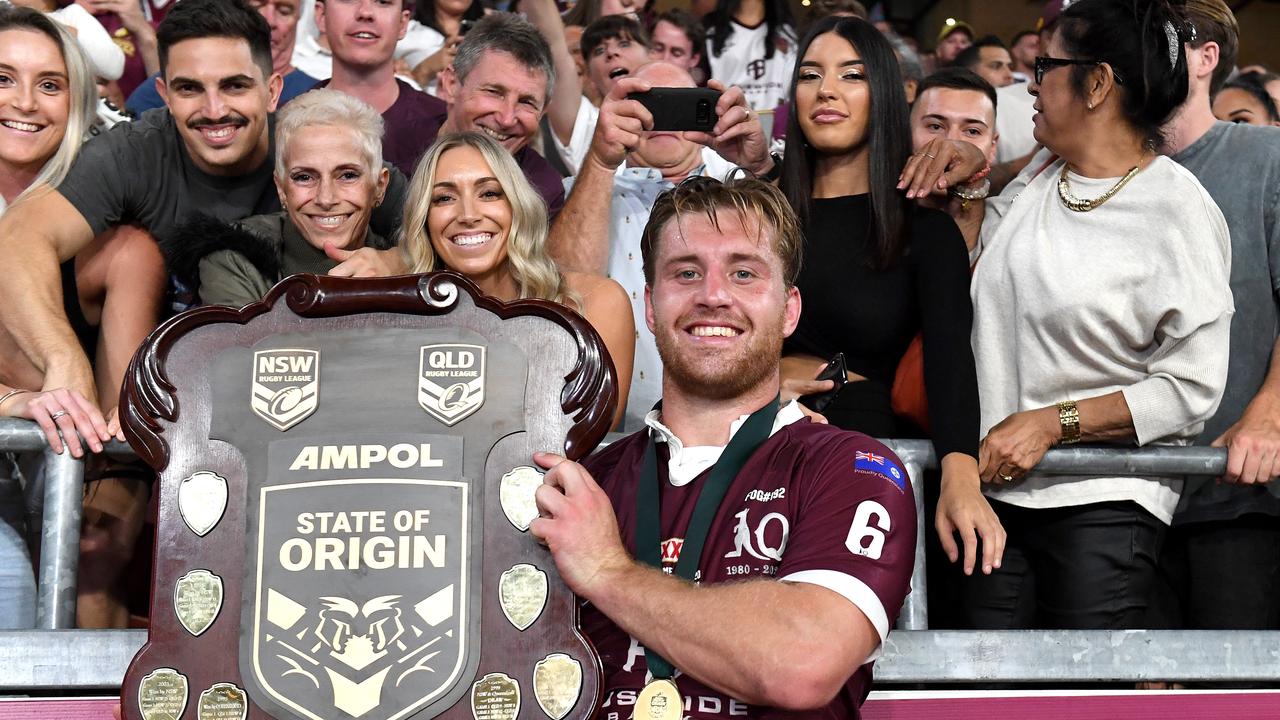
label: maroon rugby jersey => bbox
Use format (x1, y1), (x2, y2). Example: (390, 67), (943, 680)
(581, 418), (917, 719)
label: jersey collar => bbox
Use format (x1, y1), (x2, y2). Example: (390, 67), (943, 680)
(643, 400), (806, 486)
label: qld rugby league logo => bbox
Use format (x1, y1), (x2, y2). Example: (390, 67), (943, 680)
(418, 344), (485, 426)
(251, 349), (320, 431)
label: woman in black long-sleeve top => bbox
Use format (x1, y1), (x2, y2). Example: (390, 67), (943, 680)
(779, 16), (1005, 576)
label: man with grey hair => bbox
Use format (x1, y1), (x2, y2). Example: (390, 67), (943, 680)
(436, 12), (566, 215)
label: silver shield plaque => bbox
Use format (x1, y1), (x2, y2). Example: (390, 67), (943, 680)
(418, 343), (485, 426)
(197, 682), (248, 720)
(174, 569), (223, 637)
(250, 348), (320, 431)
(499, 563), (547, 631)
(470, 672), (520, 720)
(500, 466), (542, 532)
(178, 470), (228, 537)
(138, 667), (188, 720)
(534, 653), (582, 720)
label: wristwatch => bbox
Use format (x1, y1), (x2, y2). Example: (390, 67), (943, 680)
(1058, 400), (1081, 444)
(756, 152), (784, 183)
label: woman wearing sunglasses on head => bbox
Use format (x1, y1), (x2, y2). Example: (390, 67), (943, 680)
(966, 0), (1233, 629)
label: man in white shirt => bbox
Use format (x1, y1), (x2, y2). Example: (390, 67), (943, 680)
(547, 61), (776, 429)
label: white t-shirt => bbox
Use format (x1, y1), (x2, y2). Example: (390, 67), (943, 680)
(705, 21), (796, 111)
(971, 155), (1234, 523)
(51, 4), (124, 81)
(995, 82), (1037, 163)
(552, 96), (599, 176)
(397, 21), (446, 72)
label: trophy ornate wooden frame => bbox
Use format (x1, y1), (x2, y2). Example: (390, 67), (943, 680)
(119, 271), (615, 720)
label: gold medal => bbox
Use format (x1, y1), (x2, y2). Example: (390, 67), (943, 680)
(633, 678), (682, 720)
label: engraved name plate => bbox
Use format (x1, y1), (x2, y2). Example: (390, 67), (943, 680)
(174, 569), (223, 637)
(471, 672), (520, 720)
(138, 667), (188, 720)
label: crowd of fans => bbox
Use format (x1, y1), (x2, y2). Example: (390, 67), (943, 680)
(0, 0), (1277, 699)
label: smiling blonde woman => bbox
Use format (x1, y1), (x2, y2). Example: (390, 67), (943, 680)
(401, 131), (635, 427)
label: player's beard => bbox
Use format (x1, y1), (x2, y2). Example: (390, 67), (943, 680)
(654, 308), (784, 401)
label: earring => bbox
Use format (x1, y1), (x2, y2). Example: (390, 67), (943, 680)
(1087, 102), (1095, 109)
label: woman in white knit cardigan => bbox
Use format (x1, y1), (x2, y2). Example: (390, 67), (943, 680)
(963, 0), (1233, 629)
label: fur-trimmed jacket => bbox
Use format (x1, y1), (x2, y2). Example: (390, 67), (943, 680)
(166, 213), (393, 308)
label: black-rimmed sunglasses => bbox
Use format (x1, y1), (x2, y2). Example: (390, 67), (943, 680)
(1034, 56), (1124, 85)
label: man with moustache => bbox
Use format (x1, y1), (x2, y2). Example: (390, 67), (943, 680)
(125, 0), (320, 115)
(547, 61), (776, 430)
(0, 0), (407, 421)
(531, 176), (916, 719)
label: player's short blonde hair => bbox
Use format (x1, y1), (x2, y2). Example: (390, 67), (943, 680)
(640, 176), (804, 289)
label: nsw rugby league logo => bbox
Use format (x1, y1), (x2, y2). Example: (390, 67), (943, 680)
(251, 349), (320, 431)
(417, 344), (485, 426)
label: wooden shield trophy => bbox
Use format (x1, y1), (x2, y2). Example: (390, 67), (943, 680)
(119, 272), (615, 720)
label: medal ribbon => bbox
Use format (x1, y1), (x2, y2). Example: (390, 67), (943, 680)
(635, 397), (780, 680)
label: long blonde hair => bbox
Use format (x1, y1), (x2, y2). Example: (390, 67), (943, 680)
(400, 132), (574, 306)
(3, 7), (97, 206)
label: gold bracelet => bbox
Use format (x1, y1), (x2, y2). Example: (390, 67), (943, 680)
(1058, 400), (1081, 444)
(0, 389), (31, 414)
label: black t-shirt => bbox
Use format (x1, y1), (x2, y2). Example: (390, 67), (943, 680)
(785, 194), (979, 460)
(56, 108), (407, 261)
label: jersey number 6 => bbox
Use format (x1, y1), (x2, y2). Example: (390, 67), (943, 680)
(845, 501), (890, 561)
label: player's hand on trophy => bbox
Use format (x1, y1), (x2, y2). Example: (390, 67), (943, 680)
(529, 451), (632, 598)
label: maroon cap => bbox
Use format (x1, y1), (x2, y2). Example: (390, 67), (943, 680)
(1038, 0), (1076, 31)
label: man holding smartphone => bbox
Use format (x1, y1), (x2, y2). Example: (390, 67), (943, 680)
(547, 60), (776, 430)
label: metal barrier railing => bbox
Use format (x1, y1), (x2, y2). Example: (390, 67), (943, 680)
(3, 418), (1269, 690)
(881, 439), (1228, 631)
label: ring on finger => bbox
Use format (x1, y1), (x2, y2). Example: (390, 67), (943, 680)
(925, 152), (938, 159)
(50, 410), (69, 421)
(998, 472), (1014, 482)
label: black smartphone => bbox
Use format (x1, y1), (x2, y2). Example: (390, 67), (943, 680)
(799, 353), (848, 414)
(459, 18), (474, 35)
(626, 87), (722, 132)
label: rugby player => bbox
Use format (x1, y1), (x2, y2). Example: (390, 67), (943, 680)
(530, 176), (917, 718)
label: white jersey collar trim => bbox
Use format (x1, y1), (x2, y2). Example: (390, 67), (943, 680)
(643, 400), (805, 487)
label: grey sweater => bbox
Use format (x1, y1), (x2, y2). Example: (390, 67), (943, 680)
(971, 154), (1233, 523)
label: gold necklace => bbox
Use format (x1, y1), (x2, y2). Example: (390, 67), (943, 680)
(1057, 163), (1141, 212)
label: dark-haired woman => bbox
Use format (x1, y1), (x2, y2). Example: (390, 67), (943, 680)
(778, 16), (1005, 578)
(967, 0), (1232, 629)
(1212, 72), (1280, 127)
(704, 0), (797, 111)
